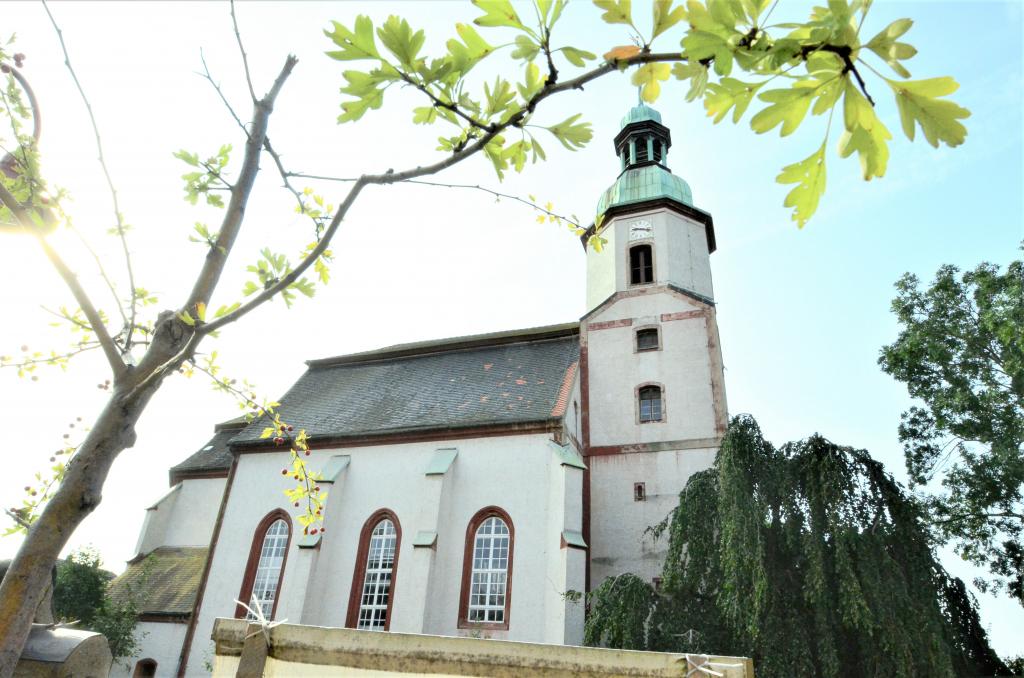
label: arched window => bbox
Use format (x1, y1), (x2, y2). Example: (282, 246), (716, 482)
(629, 244), (654, 285)
(132, 659), (157, 678)
(459, 507), (514, 629)
(235, 510), (291, 620)
(639, 385), (663, 423)
(346, 509), (402, 631)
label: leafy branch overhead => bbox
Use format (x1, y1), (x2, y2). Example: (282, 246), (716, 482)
(327, 0), (969, 228)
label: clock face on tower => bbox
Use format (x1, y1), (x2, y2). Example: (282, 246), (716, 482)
(628, 219), (653, 240)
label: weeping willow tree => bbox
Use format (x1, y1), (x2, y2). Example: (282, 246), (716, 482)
(585, 415), (1009, 678)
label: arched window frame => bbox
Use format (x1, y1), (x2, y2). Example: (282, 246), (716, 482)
(235, 509), (292, 620)
(458, 506), (515, 630)
(628, 243), (655, 286)
(346, 508), (402, 631)
(636, 382), (666, 424)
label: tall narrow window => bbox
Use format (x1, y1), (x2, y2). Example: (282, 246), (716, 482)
(347, 509), (401, 631)
(459, 507), (514, 629)
(639, 385), (663, 423)
(236, 510), (291, 621)
(629, 244), (654, 285)
(634, 137), (649, 163)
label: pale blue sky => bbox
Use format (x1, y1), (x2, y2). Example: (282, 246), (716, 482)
(1, 0), (1020, 657)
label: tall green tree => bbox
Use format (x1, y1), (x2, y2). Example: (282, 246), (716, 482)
(879, 251), (1023, 604)
(585, 416), (1009, 678)
(0, 1), (970, 672)
(53, 548), (141, 661)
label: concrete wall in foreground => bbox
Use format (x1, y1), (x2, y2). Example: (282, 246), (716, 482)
(211, 619), (754, 678)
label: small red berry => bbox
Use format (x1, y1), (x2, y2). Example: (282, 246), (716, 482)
(293, 502), (299, 507)
(287, 425), (293, 432)
(279, 425), (286, 432)
(293, 474), (299, 480)
(281, 469), (288, 475)
(320, 527), (325, 533)
(304, 450), (311, 456)
(310, 528), (318, 535)
(0, 65), (9, 74)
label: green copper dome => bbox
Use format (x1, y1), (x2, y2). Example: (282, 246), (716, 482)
(596, 165), (693, 216)
(598, 104), (693, 218)
(620, 104), (662, 128)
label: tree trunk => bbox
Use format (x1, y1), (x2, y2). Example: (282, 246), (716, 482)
(0, 315), (191, 678)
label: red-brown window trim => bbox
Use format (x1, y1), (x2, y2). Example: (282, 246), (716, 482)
(234, 509), (292, 620)
(345, 508), (402, 631)
(457, 506), (515, 631)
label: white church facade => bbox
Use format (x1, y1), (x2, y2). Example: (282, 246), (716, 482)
(110, 104), (728, 677)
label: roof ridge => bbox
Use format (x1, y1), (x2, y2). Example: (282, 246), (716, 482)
(306, 321), (579, 368)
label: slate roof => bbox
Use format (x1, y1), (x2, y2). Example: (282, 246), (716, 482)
(109, 546), (207, 617)
(231, 322), (581, 446)
(168, 417), (247, 483)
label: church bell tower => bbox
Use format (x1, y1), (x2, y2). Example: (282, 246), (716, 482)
(580, 104), (728, 588)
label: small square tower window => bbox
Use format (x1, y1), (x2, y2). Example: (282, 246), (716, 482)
(636, 328), (659, 351)
(634, 482), (647, 502)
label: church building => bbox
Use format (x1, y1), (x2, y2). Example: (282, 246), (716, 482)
(110, 104), (728, 677)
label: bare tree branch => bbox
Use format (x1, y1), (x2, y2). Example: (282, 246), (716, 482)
(0, 183), (126, 379)
(289, 171), (582, 226)
(183, 55), (298, 312)
(230, 0), (258, 103)
(201, 50), (685, 334)
(42, 0), (138, 348)
(198, 49), (250, 138)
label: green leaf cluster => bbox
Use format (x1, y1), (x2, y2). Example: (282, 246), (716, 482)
(54, 547), (142, 660)
(173, 144), (232, 208)
(880, 251), (1024, 605)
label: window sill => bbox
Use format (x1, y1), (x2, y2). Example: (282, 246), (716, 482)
(457, 620), (510, 631)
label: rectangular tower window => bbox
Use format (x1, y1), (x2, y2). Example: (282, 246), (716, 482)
(636, 328), (659, 351)
(634, 482), (646, 501)
(629, 244), (653, 285)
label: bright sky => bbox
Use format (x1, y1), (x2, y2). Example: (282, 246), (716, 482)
(1, 0), (1021, 658)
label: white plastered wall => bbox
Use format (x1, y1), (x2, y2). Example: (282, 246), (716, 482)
(134, 477), (227, 555)
(108, 620), (188, 678)
(586, 208), (712, 312)
(582, 201), (724, 591)
(186, 431), (585, 675)
(588, 447), (716, 585)
(586, 293), (721, 447)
